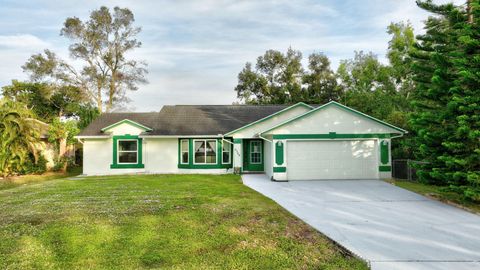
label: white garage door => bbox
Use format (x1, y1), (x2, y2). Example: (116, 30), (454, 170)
(286, 140), (378, 180)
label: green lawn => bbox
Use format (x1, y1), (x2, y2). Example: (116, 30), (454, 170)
(0, 174), (367, 270)
(387, 179), (480, 214)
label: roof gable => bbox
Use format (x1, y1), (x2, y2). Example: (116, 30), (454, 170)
(225, 102), (313, 137)
(101, 119), (153, 132)
(261, 101), (407, 135)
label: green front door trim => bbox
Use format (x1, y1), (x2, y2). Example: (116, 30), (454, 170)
(273, 167), (286, 173)
(243, 139), (264, 172)
(379, 165), (391, 172)
(110, 135), (144, 169)
(177, 138), (233, 169)
(275, 141), (284, 165)
(272, 133), (399, 140)
(380, 140), (389, 164)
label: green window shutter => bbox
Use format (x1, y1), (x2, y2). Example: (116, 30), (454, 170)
(380, 140), (389, 165)
(275, 141), (284, 165)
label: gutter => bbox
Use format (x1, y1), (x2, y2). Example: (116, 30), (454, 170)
(258, 133), (272, 143)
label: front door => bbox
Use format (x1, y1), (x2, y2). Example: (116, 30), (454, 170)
(243, 139), (264, 172)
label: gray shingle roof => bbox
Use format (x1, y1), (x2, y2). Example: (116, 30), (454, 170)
(78, 105), (290, 136)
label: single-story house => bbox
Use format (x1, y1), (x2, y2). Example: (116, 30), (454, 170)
(76, 101), (406, 181)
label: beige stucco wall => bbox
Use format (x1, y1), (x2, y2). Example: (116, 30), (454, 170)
(228, 105), (311, 138)
(265, 105), (400, 135)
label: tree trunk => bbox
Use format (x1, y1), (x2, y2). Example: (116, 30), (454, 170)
(467, 0), (474, 24)
(107, 73), (116, 112)
(58, 137), (68, 173)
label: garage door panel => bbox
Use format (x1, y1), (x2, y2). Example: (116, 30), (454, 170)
(287, 140), (378, 180)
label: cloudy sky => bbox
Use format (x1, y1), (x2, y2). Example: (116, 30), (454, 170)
(0, 0), (463, 111)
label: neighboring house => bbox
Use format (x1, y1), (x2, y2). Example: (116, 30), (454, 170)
(76, 101), (406, 181)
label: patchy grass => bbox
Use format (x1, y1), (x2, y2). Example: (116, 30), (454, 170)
(0, 174), (367, 270)
(387, 179), (480, 214)
(0, 167), (82, 191)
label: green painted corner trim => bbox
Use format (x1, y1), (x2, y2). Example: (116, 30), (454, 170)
(177, 138), (233, 169)
(110, 135), (144, 169)
(224, 102), (314, 136)
(261, 101), (407, 135)
(380, 140), (389, 165)
(273, 167), (286, 173)
(275, 141), (284, 165)
(379, 165), (391, 172)
(101, 119), (152, 132)
(272, 133), (397, 140)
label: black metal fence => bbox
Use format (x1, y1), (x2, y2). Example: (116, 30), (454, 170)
(392, 159), (427, 181)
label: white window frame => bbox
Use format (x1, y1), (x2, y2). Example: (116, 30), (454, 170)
(250, 140), (262, 164)
(117, 139), (138, 164)
(193, 139), (217, 165)
(180, 139), (189, 164)
(222, 141), (231, 164)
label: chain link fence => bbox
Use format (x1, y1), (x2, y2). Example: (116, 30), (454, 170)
(392, 159), (428, 181)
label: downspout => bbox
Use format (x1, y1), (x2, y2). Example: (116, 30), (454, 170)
(77, 138), (84, 145)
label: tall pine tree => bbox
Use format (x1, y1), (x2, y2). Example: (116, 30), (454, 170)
(411, 0), (480, 200)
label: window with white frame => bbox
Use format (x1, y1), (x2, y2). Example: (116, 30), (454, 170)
(194, 140), (217, 164)
(222, 141), (231, 164)
(250, 141), (261, 164)
(118, 140), (138, 164)
(180, 139), (189, 164)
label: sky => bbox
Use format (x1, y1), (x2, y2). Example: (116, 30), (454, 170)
(0, 0), (464, 111)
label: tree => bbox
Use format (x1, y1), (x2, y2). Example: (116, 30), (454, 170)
(0, 99), (41, 178)
(235, 48), (304, 104)
(387, 21), (416, 98)
(336, 51), (397, 118)
(410, 0), (480, 201)
(22, 6), (147, 112)
(302, 53), (340, 103)
(1, 80), (86, 121)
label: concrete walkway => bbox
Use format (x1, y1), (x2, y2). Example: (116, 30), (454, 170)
(242, 175), (480, 270)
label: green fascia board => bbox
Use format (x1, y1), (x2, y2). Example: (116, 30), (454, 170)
(224, 102), (314, 136)
(101, 119), (153, 132)
(272, 133), (400, 140)
(273, 167), (286, 173)
(379, 165), (392, 172)
(177, 138), (233, 169)
(261, 101), (407, 135)
(110, 135), (144, 169)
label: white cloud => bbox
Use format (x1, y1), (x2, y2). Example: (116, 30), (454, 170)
(0, 34), (50, 49)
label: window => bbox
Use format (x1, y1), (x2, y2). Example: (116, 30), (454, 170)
(222, 142), (231, 164)
(180, 139), (189, 164)
(250, 141), (261, 164)
(194, 140), (217, 164)
(118, 140), (138, 164)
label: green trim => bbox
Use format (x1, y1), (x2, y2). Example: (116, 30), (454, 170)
(177, 138), (233, 169)
(261, 101), (407, 135)
(380, 140), (389, 165)
(101, 119), (152, 132)
(272, 133), (398, 140)
(233, 138), (242, 144)
(275, 141), (284, 165)
(243, 139), (264, 171)
(273, 167), (286, 173)
(225, 102), (313, 136)
(379, 165), (391, 172)
(110, 135), (144, 169)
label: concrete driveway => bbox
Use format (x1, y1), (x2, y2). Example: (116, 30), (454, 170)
(242, 175), (480, 270)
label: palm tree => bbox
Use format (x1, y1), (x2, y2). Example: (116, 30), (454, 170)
(0, 99), (41, 178)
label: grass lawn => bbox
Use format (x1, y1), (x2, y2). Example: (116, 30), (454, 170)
(0, 174), (367, 270)
(387, 179), (480, 214)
